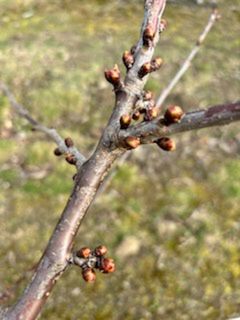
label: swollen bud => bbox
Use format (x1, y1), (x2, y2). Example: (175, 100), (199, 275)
(122, 51), (134, 70)
(54, 148), (62, 156)
(138, 62), (152, 78)
(120, 114), (131, 129)
(82, 268), (96, 282)
(65, 154), (77, 165)
(144, 107), (159, 121)
(143, 24), (155, 46)
(132, 110), (141, 121)
(124, 136), (141, 149)
(104, 64), (121, 86)
(76, 247), (91, 259)
(94, 245), (108, 257)
(164, 105), (184, 125)
(100, 258), (116, 273)
(65, 137), (74, 148)
(151, 57), (163, 71)
(155, 137), (176, 151)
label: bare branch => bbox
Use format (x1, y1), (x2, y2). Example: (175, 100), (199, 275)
(0, 82), (86, 169)
(119, 101), (240, 144)
(4, 2), (167, 319)
(156, 9), (220, 107)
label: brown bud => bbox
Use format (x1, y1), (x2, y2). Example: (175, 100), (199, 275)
(144, 107), (159, 121)
(65, 137), (74, 148)
(164, 105), (184, 125)
(132, 110), (141, 121)
(124, 136), (141, 149)
(155, 137), (176, 151)
(100, 258), (116, 273)
(143, 25), (155, 46)
(159, 19), (167, 32)
(151, 57), (163, 71)
(120, 114), (131, 129)
(76, 247), (91, 259)
(65, 154), (77, 165)
(122, 51), (134, 70)
(54, 148), (62, 156)
(138, 62), (152, 78)
(95, 245), (108, 257)
(143, 90), (154, 101)
(82, 268), (96, 282)
(104, 64), (121, 86)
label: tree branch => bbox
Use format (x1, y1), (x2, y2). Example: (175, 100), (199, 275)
(0, 82), (86, 169)
(156, 9), (220, 107)
(3, 1), (167, 319)
(118, 101), (240, 144)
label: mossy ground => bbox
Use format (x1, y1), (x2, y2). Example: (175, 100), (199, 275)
(0, 0), (239, 319)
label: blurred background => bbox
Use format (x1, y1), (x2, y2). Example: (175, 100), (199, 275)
(0, 0), (239, 319)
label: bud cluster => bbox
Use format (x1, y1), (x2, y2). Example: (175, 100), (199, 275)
(53, 137), (77, 166)
(73, 245), (116, 283)
(138, 57), (163, 78)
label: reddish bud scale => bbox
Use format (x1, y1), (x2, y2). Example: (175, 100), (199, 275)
(138, 62), (152, 78)
(151, 57), (163, 71)
(100, 258), (116, 273)
(76, 247), (91, 259)
(94, 245), (108, 257)
(104, 64), (121, 86)
(143, 25), (155, 47)
(144, 107), (159, 121)
(65, 137), (74, 148)
(155, 137), (176, 151)
(82, 268), (96, 282)
(54, 148), (62, 156)
(164, 105), (184, 125)
(122, 51), (134, 70)
(120, 114), (131, 129)
(124, 136), (141, 149)
(65, 154), (77, 165)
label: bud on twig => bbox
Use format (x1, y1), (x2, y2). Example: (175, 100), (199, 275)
(65, 137), (74, 148)
(122, 51), (134, 70)
(54, 148), (62, 156)
(76, 247), (91, 259)
(143, 24), (155, 47)
(124, 136), (141, 149)
(151, 57), (163, 71)
(144, 107), (159, 121)
(155, 137), (176, 151)
(132, 110), (141, 121)
(104, 64), (121, 86)
(138, 62), (152, 78)
(159, 19), (167, 33)
(120, 114), (131, 129)
(164, 105), (184, 125)
(99, 258), (116, 273)
(94, 245), (107, 257)
(82, 268), (96, 282)
(65, 154), (77, 165)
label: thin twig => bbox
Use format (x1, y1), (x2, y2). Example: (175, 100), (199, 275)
(0, 82), (86, 169)
(156, 9), (220, 107)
